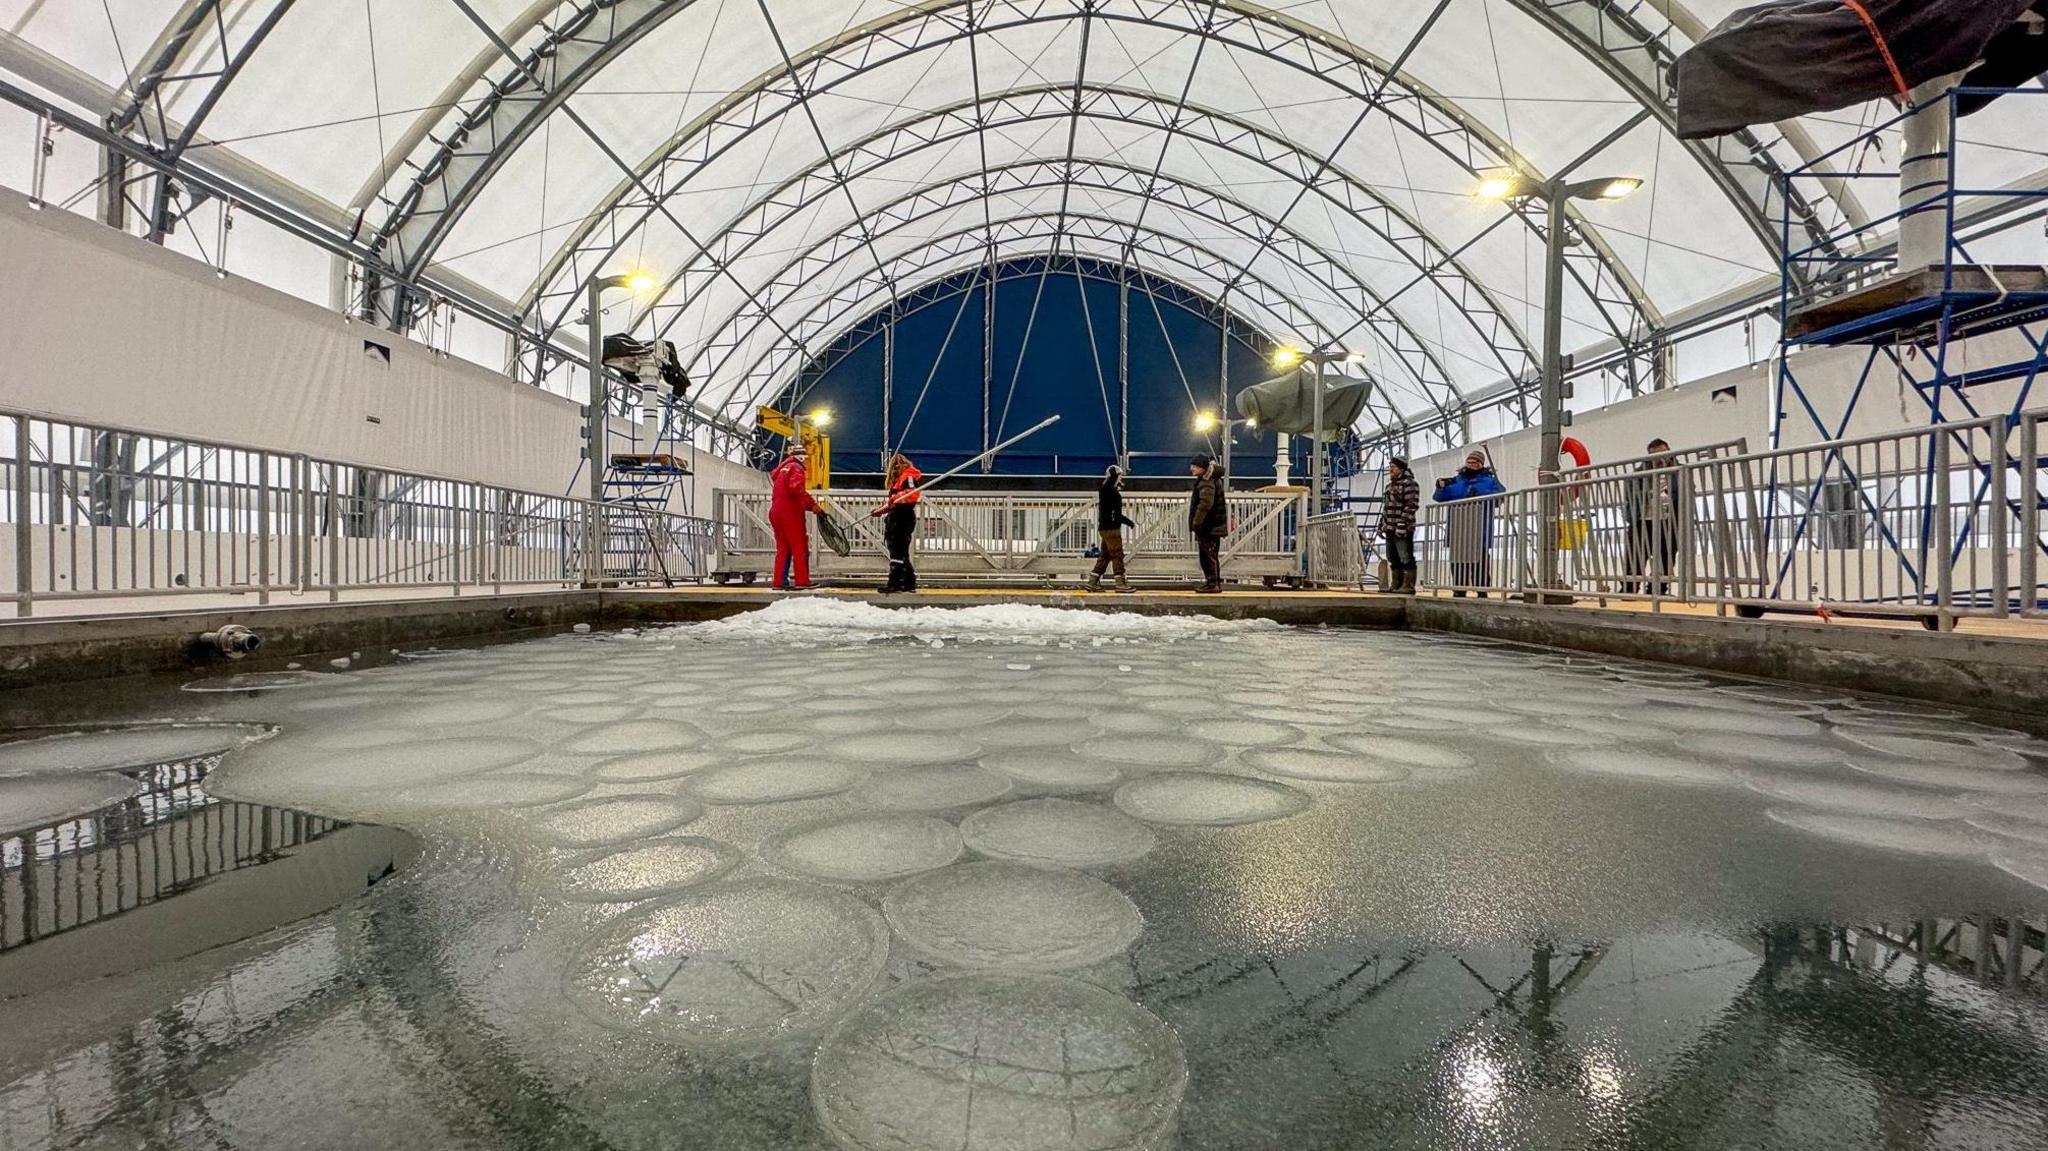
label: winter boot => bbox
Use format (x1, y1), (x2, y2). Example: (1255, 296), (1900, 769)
(1084, 573), (1103, 592)
(1115, 578), (1135, 593)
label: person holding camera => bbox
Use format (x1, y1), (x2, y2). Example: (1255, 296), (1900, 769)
(1432, 449), (1506, 596)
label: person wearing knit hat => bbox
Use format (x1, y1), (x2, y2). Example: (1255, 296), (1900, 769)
(1187, 452), (1229, 593)
(1381, 457), (1420, 594)
(1086, 464), (1137, 592)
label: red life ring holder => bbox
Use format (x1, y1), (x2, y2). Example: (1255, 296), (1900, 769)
(1560, 436), (1591, 497)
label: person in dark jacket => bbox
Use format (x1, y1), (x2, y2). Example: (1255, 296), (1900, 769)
(1087, 464), (1137, 593)
(1432, 449), (1506, 596)
(1380, 457), (1420, 594)
(1624, 438), (1684, 596)
(873, 452), (922, 593)
(1188, 453), (1229, 593)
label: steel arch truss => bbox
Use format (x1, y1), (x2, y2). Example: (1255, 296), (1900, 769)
(366, 0), (1703, 372)
(661, 157), (1464, 425)
(541, 84), (1536, 400)
(1517, 0), (1838, 266)
(792, 251), (1272, 400)
(712, 214), (1418, 439)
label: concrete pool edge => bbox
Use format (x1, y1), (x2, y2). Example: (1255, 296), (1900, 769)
(0, 589), (2042, 722)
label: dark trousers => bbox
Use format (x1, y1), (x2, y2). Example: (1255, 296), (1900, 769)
(1384, 532), (1415, 588)
(1196, 535), (1222, 588)
(884, 505), (918, 591)
(1624, 521), (1678, 595)
(1091, 528), (1127, 579)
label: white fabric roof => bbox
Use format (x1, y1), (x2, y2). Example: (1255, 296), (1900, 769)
(4, 0), (2042, 427)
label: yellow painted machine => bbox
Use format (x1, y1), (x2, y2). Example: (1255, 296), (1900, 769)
(756, 405), (831, 489)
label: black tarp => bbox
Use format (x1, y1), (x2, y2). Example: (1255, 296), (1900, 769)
(1675, 0), (2045, 140)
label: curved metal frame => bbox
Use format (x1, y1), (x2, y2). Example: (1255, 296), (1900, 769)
(548, 85), (1535, 397)
(363, 0), (1670, 348)
(749, 231), (1418, 439)
(778, 252), (1286, 424)
(663, 153), (1466, 421)
(711, 216), (1335, 414)
(713, 214), (1414, 437)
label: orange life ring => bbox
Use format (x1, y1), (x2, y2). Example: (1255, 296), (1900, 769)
(1560, 436), (1591, 497)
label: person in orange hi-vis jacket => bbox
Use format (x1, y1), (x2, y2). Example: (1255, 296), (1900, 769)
(870, 452), (922, 593)
(769, 444), (822, 590)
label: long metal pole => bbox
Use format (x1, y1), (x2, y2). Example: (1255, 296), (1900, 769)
(1310, 356), (1326, 513)
(1538, 183), (1569, 597)
(586, 278), (607, 584)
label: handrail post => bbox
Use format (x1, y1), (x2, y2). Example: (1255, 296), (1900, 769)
(1677, 466), (1695, 605)
(2023, 414), (2040, 616)
(1991, 420), (2010, 619)
(1935, 431), (1954, 631)
(256, 453), (271, 605)
(13, 415), (32, 618)
(325, 463), (340, 602)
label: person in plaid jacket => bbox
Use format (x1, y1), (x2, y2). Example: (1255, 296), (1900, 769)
(1380, 458), (1420, 594)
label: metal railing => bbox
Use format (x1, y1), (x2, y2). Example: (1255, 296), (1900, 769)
(0, 409), (718, 616)
(1, 760), (343, 952)
(1304, 512), (1368, 589)
(714, 488), (1308, 582)
(1418, 412), (2048, 626)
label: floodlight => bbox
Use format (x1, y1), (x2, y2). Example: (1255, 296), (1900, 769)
(626, 272), (658, 293)
(1193, 411), (1219, 433)
(1475, 175), (1523, 201)
(807, 409), (832, 427)
(1271, 348), (1301, 368)
(1588, 177), (1642, 201)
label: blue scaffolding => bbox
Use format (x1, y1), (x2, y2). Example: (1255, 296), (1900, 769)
(1771, 87), (2048, 623)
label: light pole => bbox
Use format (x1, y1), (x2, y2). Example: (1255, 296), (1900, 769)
(1475, 173), (1641, 598)
(1193, 410), (1257, 478)
(1264, 347), (1364, 514)
(584, 270), (655, 583)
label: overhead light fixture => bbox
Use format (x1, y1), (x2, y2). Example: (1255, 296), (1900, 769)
(807, 409), (832, 427)
(1193, 410), (1219, 433)
(1245, 417), (1258, 429)
(1589, 177), (1642, 201)
(1271, 348), (1301, 368)
(626, 272), (658, 293)
(1345, 351), (1367, 365)
(1474, 174), (1523, 201)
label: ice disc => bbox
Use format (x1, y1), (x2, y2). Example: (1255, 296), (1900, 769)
(811, 973), (1185, 1151)
(0, 723), (273, 776)
(961, 799), (1156, 867)
(884, 861), (1143, 970)
(553, 836), (738, 901)
(854, 765), (1013, 811)
(527, 794), (702, 847)
(557, 719), (706, 756)
(1113, 773), (1311, 826)
(1243, 748), (1411, 784)
(766, 814), (963, 882)
(0, 774), (142, 835)
(688, 758), (866, 804)
(1077, 735), (1224, 768)
(564, 880), (888, 1046)
(834, 732), (981, 765)
(979, 750), (1122, 792)
(1543, 748), (1734, 788)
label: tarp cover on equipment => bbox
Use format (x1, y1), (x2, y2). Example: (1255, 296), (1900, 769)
(1675, 0), (2044, 140)
(1232, 374), (1373, 441)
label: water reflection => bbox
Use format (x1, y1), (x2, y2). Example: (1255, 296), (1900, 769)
(4, 907), (2041, 1150)
(1142, 923), (2048, 1150)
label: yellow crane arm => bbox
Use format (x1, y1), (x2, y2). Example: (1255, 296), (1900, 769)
(756, 406), (830, 490)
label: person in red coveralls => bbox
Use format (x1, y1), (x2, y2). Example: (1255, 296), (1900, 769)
(769, 445), (821, 590)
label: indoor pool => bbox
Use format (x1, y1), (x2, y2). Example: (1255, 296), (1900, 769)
(2, 600), (2046, 1150)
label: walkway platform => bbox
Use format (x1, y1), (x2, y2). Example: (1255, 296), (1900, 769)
(6, 582), (2046, 723)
